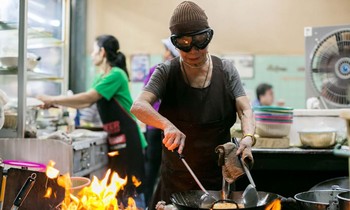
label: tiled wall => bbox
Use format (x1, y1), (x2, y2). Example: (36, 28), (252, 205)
(241, 55), (306, 109)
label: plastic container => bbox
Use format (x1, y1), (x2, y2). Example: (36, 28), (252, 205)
(256, 121), (292, 138)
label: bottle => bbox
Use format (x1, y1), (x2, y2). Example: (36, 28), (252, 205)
(57, 111), (75, 133)
(57, 111), (68, 132)
(66, 111), (75, 133)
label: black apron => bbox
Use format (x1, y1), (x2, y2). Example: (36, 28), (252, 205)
(97, 98), (145, 193)
(149, 56), (236, 208)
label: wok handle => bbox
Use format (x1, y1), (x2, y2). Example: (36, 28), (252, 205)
(12, 173), (36, 208)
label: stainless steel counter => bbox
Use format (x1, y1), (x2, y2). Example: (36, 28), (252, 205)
(0, 133), (108, 177)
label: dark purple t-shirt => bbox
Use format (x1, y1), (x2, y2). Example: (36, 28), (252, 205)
(144, 65), (161, 130)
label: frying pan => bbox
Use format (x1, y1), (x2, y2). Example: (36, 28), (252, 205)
(170, 190), (280, 210)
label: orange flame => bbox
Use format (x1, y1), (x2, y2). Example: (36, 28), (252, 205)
(108, 151), (119, 157)
(60, 170), (128, 210)
(126, 197), (137, 210)
(44, 187), (53, 198)
(265, 199), (281, 210)
(132, 176), (141, 188)
(45, 160), (140, 210)
(46, 160), (60, 179)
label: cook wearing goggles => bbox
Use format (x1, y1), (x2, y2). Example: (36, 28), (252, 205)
(171, 28), (214, 52)
(131, 1), (255, 209)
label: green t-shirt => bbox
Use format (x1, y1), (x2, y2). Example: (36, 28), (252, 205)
(92, 67), (147, 148)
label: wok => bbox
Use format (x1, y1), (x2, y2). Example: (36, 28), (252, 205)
(170, 190), (280, 210)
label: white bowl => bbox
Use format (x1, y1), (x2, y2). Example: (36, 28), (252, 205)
(0, 54), (40, 70)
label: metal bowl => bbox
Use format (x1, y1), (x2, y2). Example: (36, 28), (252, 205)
(298, 130), (337, 148)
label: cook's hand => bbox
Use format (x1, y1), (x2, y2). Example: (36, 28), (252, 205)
(163, 124), (186, 154)
(236, 137), (254, 168)
(37, 95), (55, 109)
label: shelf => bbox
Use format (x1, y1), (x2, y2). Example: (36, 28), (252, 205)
(0, 68), (17, 75)
(0, 128), (17, 138)
(27, 71), (64, 81)
(0, 69), (64, 81)
(0, 28), (64, 50)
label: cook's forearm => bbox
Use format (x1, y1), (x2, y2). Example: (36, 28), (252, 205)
(239, 108), (255, 135)
(52, 93), (93, 109)
(131, 100), (172, 130)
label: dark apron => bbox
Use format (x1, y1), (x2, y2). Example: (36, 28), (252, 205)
(96, 98), (145, 193)
(149, 56), (236, 209)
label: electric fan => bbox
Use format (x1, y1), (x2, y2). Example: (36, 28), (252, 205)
(305, 25), (350, 108)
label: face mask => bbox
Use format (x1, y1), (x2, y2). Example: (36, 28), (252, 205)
(171, 28), (214, 52)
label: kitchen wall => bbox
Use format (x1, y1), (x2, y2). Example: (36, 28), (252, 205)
(84, 0), (350, 108)
(86, 0), (350, 55)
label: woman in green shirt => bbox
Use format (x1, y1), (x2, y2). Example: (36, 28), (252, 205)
(38, 35), (147, 206)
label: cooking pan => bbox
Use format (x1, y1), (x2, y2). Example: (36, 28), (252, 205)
(170, 190), (280, 210)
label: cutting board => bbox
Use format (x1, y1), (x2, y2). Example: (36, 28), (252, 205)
(254, 136), (290, 148)
(3, 168), (64, 210)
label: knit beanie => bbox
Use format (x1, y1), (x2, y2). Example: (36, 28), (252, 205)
(169, 1), (209, 35)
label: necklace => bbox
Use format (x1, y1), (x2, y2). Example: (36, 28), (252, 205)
(181, 55), (211, 89)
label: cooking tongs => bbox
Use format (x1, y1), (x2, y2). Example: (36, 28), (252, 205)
(232, 138), (256, 187)
(233, 137), (259, 208)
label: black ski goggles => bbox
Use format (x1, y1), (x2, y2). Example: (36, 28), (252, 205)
(170, 28), (214, 52)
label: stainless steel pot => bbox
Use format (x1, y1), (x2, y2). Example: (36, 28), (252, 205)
(170, 190), (280, 210)
(338, 192), (350, 210)
(310, 177), (349, 191)
(295, 190), (347, 210)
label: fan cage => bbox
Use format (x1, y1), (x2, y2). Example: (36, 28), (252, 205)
(309, 28), (350, 107)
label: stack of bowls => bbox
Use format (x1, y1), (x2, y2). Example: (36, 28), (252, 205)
(253, 106), (293, 138)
